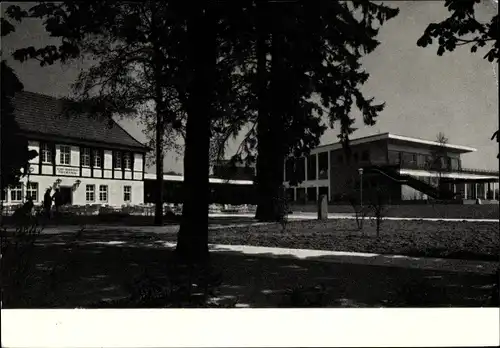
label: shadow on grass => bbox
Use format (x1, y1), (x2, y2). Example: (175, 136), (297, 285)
(3, 238), (498, 309)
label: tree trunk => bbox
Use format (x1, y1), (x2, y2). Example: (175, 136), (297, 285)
(175, 5), (215, 264)
(154, 107), (164, 226)
(255, 12), (286, 222)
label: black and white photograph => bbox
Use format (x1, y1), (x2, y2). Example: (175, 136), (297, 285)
(1, 0), (499, 346)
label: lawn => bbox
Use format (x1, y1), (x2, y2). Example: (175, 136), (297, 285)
(179, 218), (499, 261)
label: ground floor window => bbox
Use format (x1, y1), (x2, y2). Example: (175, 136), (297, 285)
(99, 185), (108, 202)
(318, 186), (329, 199)
(26, 182), (39, 202)
(10, 185), (23, 202)
(86, 185), (95, 202)
(306, 187), (317, 202)
(124, 185), (131, 202)
(296, 187), (306, 203)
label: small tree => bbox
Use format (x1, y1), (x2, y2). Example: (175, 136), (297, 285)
(368, 186), (388, 238)
(428, 132), (449, 196)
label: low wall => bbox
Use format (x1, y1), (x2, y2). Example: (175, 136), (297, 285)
(290, 202), (500, 219)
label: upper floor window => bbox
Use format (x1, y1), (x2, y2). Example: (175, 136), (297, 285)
(388, 151), (400, 165)
(81, 147), (91, 167)
(93, 149), (102, 168)
(318, 152), (328, 180)
(450, 158), (460, 171)
(361, 150), (370, 162)
(124, 153), (132, 170)
(41, 143), (52, 164)
(60, 145), (71, 165)
(114, 151), (122, 169)
(307, 155), (316, 181)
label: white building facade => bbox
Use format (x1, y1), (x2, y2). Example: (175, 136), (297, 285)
(1, 91), (148, 207)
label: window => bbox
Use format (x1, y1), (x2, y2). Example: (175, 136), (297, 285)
(388, 151), (401, 165)
(306, 187), (317, 202)
(10, 185), (22, 202)
(353, 152), (358, 163)
(286, 188), (295, 202)
(26, 182), (38, 202)
(296, 157), (306, 182)
(285, 158), (294, 182)
(417, 154), (427, 168)
(307, 155), (317, 181)
(41, 143), (52, 163)
(99, 185), (108, 202)
(123, 185), (132, 202)
(296, 187), (306, 202)
(450, 158), (460, 171)
(81, 147), (91, 167)
(114, 151), (122, 168)
(60, 145), (71, 165)
(361, 150), (370, 162)
(318, 186), (329, 198)
(401, 152), (417, 166)
(124, 153), (132, 170)
(318, 152), (329, 180)
(93, 149), (102, 168)
(86, 185), (95, 202)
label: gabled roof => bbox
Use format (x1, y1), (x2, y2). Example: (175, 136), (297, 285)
(311, 132), (476, 154)
(11, 91), (149, 152)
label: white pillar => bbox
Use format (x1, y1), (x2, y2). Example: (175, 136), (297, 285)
(483, 182), (487, 200)
(464, 183), (468, 199)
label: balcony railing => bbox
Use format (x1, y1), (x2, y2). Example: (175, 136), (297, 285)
(398, 162), (499, 176)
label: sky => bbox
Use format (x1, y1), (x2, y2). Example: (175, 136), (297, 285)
(1, 1), (499, 173)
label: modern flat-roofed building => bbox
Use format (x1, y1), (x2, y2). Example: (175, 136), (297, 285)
(1, 91), (149, 207)
(284, 133), (499, 204)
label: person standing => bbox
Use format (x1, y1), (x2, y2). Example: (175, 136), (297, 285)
(43, 188), (53, 218)
(53, 188), (62, 215)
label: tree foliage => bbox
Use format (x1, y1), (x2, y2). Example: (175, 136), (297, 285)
(1, 20), (38, 190)
(229, 1), (400, 221)
(417, 0), (499, 156)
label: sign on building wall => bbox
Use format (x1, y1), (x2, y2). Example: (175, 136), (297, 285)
(56, 167), (79, 176)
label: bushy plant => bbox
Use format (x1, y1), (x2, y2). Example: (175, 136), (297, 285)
(1, 206), (45, 307)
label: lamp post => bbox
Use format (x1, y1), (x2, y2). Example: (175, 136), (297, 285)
(358, 168), (364, 211)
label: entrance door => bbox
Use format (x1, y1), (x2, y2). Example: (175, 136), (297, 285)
(59, 186), (73, 205)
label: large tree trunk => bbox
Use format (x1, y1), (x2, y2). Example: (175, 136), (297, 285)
(175, 5), (215, 264)
(255, 12), (286, 222)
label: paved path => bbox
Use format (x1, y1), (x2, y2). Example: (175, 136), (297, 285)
(210, 212), (499, 223)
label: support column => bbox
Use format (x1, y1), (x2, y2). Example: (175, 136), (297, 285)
(483, 182), (487, 200)
(464, 183), (468, 199)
